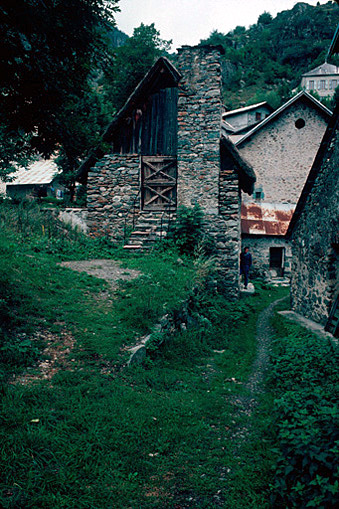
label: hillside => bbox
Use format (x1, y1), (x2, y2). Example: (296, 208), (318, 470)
(200, 1), (339, 109)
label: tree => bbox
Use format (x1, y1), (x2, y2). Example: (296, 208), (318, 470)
(258, 12), (273, 25)
(102, 23), (172, 112)
(0, 0), (119, 177)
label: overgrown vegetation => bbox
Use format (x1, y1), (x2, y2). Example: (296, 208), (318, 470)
(0, 199), (193, 380)
(165, 204), (215, 256)
(268, 314), (339, 508)
(0, 199), (292, 507)
(200, 1), (339, 109)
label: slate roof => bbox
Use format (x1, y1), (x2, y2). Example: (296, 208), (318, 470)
(241, 202), (295, 236)
(7, 159), (59, 186)
(302, 62), (339, 77)
(222, 101), (272, 118)
(328, 23), (339, 59)
(235, 91), (332, 147)
(220, 135), (256, 195)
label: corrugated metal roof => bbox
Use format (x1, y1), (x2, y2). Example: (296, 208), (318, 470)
(8, 159), (59, 186)
(241, 202), (295, 236)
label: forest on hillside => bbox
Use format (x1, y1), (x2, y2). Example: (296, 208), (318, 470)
(200, 1), (339, 109)
(1, 1), (338, 190)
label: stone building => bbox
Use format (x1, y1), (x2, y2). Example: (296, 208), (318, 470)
(231, 91), (332, 278)
(78, 46), (256, 298)
(287, 103), (339, 334)
(301, 62), (339, 98)
(222, 102), (273, 141)
(287, 28), (339, 336)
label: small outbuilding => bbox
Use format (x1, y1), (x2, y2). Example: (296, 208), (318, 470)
(79, 46), (256, 298)
(3, 158), (63, 200)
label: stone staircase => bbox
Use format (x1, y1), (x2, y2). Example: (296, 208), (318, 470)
(123, 211), (176, 251)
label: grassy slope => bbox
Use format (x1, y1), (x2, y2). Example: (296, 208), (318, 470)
(0, 200), (291, 508)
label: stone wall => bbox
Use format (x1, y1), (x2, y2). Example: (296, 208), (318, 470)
(177, 46), (222, 214)
(291, 114), (339, 325)
(239, 101), (329, 204)
(176, 45), (241, 298)
(242, 235), (292, 279)
(86, 45), (243, 298)
(225, 105), (271, 130)
(87, 154), (140, 239)
(58, 208), (88, 233)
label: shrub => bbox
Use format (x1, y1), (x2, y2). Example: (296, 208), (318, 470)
(268, 321), (339, 508)
(167, 204), (215, 255)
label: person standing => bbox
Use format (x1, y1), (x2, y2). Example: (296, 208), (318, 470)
(240, 246), (252, 289)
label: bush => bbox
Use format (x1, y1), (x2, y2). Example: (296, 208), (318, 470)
(269, 321), (339, 508)
(167, 204), (215, 255)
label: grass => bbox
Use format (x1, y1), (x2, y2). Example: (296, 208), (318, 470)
(0, 199), (292, 507)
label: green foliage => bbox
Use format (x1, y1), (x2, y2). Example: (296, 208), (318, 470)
(0, 0), (119, 178)
(0, 237), (287, 508)
(167, 204), (215, 256)
(201, 1), (339, 109)
(268, 316), (339, 508)
(0, 198), (118, 259)
(102, 23), (172, 111)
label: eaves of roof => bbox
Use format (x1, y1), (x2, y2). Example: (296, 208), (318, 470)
(77, 56), (182, 182)
(223, 101), (272, 118)
(328, 22), (339, 59)
(235, 91), (333, 147)
(221, 135), (256, 195)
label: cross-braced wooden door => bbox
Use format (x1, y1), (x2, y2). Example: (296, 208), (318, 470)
(141, 156), (177, 211)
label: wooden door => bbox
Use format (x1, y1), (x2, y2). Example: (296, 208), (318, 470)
(141, 156), (177, 211)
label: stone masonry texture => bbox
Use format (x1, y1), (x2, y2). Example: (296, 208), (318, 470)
(239, 101), (329, 204)
(87, 46), (243, 298)
(177, 46), (241, 298)
(242, 235), (292, 279)
(291, 115), (339, 325)
(87, 154), (140, 239)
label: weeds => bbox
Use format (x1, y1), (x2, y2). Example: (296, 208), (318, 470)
(268, 315), (339, 508)
(0, 199), (296, 508)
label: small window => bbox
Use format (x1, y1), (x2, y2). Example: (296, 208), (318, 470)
(295, 118), (305, 129)
(320, 80), (326, 90)
(309, 80), (314, 90)
(255, 112), (261, 121)
(332, 80), (337, 90)
(254, 186), (264, 201)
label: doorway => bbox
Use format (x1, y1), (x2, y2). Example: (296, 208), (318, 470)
(269, 247), (285, 277)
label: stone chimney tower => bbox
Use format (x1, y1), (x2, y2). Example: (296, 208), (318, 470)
(176, 45), (224, 214)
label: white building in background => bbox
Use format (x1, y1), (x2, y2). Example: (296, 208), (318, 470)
(301, 62), (339, 98)
(0, 158), (64, 199)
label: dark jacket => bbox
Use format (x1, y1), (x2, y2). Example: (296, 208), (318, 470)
(240, 252), (252, 270)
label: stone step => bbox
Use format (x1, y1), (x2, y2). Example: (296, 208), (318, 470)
(123, 244), (143, 250)
(130, 230), (152, 235)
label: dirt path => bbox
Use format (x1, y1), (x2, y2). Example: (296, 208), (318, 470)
(230, 296), (287, 436)
(60, 259), (141, 290)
